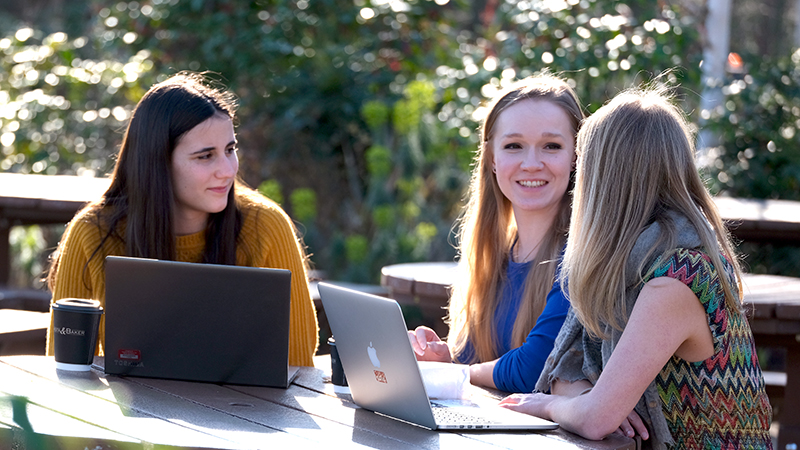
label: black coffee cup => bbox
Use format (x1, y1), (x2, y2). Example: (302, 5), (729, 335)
(328, 336), (348, 387)
(52, 298), (103, 371)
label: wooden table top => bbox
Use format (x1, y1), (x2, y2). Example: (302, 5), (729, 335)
(740, 273), (800, 315)
(0, 173), (110, 203)
(0, 354), (636, 450)
(714, 196), (800, 243)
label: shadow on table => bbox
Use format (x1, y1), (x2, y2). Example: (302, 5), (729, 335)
(352, 407), (443, 449)
(55, 365), (116, 393)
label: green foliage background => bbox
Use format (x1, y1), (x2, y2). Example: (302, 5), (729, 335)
(2, 0), (797, 284)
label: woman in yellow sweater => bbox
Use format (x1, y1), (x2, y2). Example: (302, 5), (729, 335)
(46, 72), (318, 366)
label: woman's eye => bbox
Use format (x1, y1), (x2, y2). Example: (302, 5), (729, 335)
(503, 143), (522, 150)
(544, 143), (563, 150)
(197, 153), (212, 160)
(227, 147), (238, 155)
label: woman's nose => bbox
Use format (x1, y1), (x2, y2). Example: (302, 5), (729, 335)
(217, 153), (238, 177)
(520, 149), (544, 169)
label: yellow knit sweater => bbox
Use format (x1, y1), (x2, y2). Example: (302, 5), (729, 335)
(46, 194), (319, 366)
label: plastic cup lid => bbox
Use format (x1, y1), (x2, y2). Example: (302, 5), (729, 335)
(52, 298), (104, 314)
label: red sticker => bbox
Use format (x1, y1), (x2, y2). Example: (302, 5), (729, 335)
(119, 349), (141, 361)
(374, 370), (387, 384)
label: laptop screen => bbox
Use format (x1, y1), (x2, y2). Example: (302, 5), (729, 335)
(104, 256), (294, 387)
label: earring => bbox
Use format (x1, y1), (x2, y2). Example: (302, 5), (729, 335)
(492, 166), (496, 173)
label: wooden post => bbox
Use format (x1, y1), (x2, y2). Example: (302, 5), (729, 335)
(794, 0), (800, 48)
(0, 219), (9, 285)
(697, 0), (732, 164)
(781, 341), (800, 449)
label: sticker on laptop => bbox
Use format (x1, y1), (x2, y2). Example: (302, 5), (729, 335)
(118, 349), (141, 361)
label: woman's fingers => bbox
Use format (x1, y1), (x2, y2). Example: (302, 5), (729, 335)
(415, 327), (440, 346)
(408, 328), (450, 361)
(627, 410), (649, 440)
(617, 418), (635, 438)
(616, 411), (649, 440)
(407, 330), (425, 356)
(422, 341), (452, 362)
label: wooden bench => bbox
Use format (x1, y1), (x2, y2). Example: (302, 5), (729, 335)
(0, 288), (51, 356)
(0, 173), (111, 285)
(763, 371), (787, 420)
(0, 309), (49, 355)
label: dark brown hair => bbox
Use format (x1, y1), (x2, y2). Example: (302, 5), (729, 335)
(48, 72), (242, 288)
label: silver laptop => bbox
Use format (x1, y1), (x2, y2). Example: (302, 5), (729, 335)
(317, 282), (559, 430)
(104, 256), (299, 388)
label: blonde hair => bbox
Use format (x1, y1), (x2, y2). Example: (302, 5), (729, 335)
(563, 87), (742, 339)
(447, 73), (584, 363)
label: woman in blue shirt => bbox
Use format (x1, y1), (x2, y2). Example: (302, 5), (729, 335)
(409, 74), (583, 393)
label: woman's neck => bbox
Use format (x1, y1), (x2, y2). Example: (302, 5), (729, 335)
(512, 229), (548, 263)
(172, 211), (209, 236)
(513, 209), (558, 263)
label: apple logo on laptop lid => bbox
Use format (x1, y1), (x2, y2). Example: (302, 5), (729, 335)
(367, 342), (381, 368)
(368, 342), (388, 384)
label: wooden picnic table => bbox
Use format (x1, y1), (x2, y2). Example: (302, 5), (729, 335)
(0, 354), (637, 450)
(381, 262), (800, 449)
(713, 196), (800, 244)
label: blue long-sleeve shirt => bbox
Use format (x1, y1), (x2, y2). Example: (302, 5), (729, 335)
(455, 257), (570, 393)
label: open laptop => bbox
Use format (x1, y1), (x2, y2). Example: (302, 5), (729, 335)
(317, 282), (559, 430)
(103, 256), (299, 388)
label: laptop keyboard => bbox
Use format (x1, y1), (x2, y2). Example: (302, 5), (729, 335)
(431, 405), (500, 428)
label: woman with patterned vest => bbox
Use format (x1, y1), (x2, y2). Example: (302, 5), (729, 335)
(498, 85), (773, 449)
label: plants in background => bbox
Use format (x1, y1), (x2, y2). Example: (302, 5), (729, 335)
(3, 0), (796, 285)
(9, 226), (46, 288)
(704, 49), (800, 277)
(0, 26), (155, 176)
(705, 49), (800, 202)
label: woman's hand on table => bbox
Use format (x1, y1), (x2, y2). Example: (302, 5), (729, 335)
(552, 379), (649, 440)
(498, 392), (649, 441)
(408, 326), (451, 362)
(497, 392), (555, 419)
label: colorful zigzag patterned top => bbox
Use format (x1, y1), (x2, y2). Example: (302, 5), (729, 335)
(643, 248), (773, 449)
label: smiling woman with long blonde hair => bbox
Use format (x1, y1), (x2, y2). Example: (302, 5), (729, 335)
(408, 73), (584, 393)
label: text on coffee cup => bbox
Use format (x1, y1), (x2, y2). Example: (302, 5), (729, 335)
(55, 327), (86, 336)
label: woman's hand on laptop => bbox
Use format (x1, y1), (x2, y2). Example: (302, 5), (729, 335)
(408, 326), (452, 362)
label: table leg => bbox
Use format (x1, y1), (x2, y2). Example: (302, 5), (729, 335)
(779, 343), (800, 449)
(0, 221), (9, 285)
